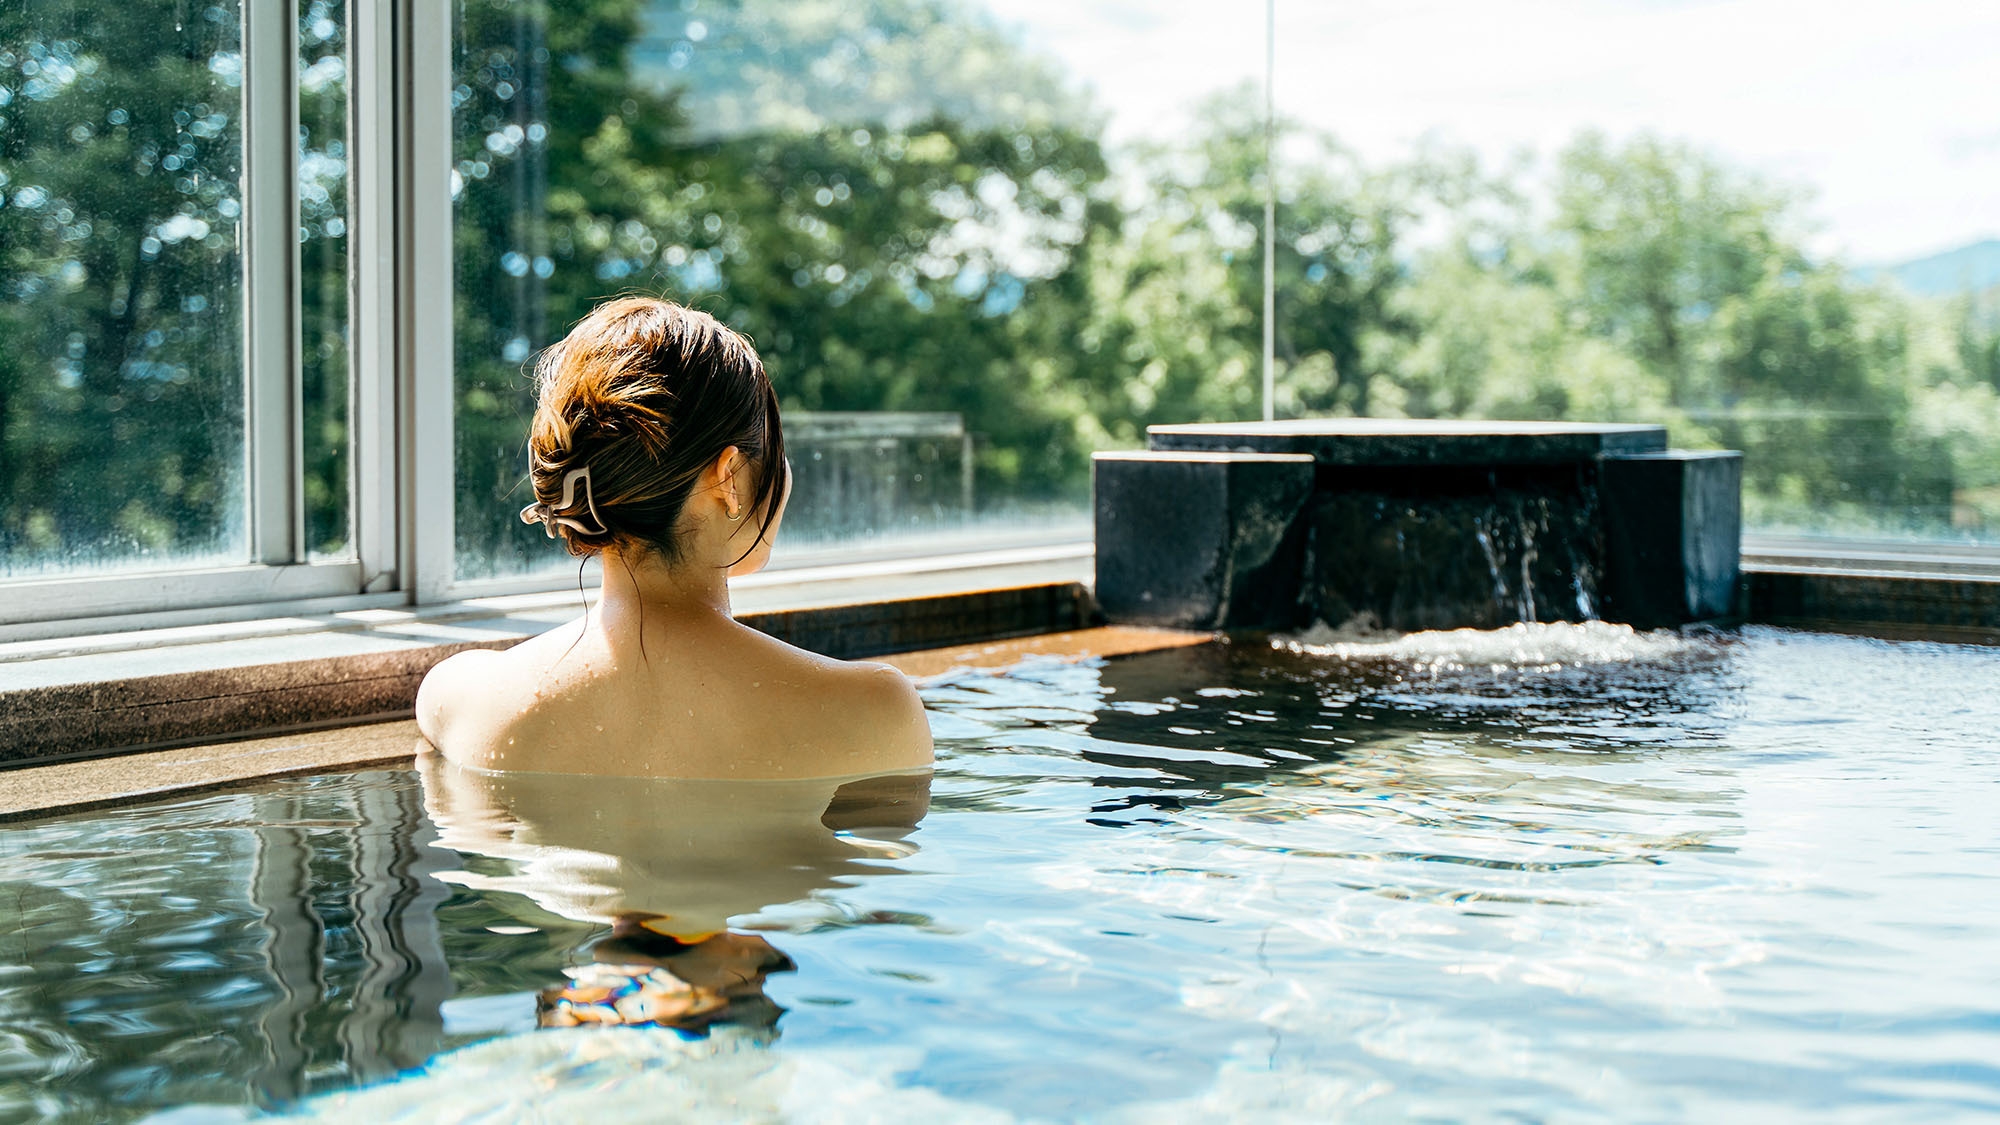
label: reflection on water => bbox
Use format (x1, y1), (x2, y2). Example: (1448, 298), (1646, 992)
(418, 757), (927, 935)
(536, 927), (795, 1036)
(0, 776), (454, 1118)
(0, 766), (928, 1121)
(0, 627), (1997, 1121)
(418, 757), (928, 1040)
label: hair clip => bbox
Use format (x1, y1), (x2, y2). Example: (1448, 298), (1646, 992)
(519, 465), (609, 538)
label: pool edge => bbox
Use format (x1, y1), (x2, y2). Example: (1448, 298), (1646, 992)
(0, 622), (1214, 822)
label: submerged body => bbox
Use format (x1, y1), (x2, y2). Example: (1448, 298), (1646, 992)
(417, 749), (929, 931)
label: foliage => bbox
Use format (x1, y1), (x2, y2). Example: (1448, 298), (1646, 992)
(1366, 132), (1991, 535)
(0, 0), (246, 574)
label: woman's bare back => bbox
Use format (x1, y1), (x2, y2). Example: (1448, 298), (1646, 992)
(417, 605), (932, 780)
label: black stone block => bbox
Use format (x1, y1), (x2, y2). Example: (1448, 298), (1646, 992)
(1601, 451), (1743, 627)
(1093, 451), (1316, 630)
(1149, 419), (1667, 467)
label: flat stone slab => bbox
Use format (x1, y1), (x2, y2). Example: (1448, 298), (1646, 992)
(877, 625), (1215, 678)
(0, 720), (420, 822)
(1149, 419), (1668, 466)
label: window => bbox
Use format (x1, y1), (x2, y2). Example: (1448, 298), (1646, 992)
(1, 3), (249, 578)
(447, 0), (1129, 583)
(2, 0), (375, 632)
(4, 1), (1996, 638)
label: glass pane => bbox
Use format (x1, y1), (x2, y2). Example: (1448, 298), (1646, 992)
(1270, 5), (2000, 546)
(299, 0), (349, 560)
(449, 0), (549, 580)
(450, 1), (1261, 580)
(0, 1), (248, 578)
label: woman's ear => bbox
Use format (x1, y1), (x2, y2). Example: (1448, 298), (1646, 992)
(708, 445), (745, 517)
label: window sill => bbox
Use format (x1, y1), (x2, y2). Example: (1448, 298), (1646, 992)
(1742, 535), (2000, 580)
(0, 544), (1094, 768)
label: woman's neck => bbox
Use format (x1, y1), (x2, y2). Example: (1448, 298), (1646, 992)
(594, 545), (732, 630)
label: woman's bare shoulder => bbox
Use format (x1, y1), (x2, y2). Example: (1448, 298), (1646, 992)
(415, 647), (503, 749)
(415, 644), (568, 764)
(820, 659), (934, 770)
(727, 628), (933, 771)
(418, 619), (599, 746)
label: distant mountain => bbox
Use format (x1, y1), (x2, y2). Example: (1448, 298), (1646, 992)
(1856, 238), (2000, 297)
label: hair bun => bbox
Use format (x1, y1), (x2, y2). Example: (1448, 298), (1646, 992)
(522, 297), (784, 562)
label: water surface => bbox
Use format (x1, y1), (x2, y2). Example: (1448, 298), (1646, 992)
(2, 625), (1997, 1121)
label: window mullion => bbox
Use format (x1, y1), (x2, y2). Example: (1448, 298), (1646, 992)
(243, 0), (303, 566)
(403, 0), (457, 605)
(350, 0), (401, 594)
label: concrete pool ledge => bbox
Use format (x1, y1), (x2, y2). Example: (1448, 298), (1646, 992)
(0, 579), (1101, 768)
(1743, 565), (2000, 646)
(0, 624), (1214, 822)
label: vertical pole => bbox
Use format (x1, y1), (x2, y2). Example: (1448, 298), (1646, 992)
(405, 0), (456, 603)
(959, 422), (975, 520)
(245, 0), (302, 563)
(352, 0), (401, 593)
(1261, 0), (1277, 423)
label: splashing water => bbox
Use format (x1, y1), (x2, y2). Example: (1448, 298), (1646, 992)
(1276, 618), (1711, 671)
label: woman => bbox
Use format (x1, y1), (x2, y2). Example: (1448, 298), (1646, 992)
(416, 297), (933, 778)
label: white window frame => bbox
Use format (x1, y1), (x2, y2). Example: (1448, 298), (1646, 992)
(2, 2), (371, 632)
(0, 0), (1086, 642)
(0, 1), (447, 638)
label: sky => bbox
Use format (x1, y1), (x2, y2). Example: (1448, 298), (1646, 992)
(984, 0), (2000, 266)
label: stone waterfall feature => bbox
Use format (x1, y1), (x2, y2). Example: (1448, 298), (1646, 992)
(1093, 420), (1741, 632)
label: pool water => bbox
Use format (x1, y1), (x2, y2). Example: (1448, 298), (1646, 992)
(3, 625), (1998, 1121)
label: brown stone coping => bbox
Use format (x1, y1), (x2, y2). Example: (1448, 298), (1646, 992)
(0, 581), (1095, 769)
(0, 623), (1213, 823)
(878, 624), (1214, 677)
(0, 719), (423, 823)
(742, 581), (1093, 660)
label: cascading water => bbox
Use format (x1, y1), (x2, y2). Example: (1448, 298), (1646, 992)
(1299, 466), (1604, 632)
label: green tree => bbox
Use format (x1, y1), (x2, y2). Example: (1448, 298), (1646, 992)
(1072, 88), (1430, 439)
(0, 1), (245, 574)
(1365, 132), (1980, 536)
(449, 0), (1121, 573)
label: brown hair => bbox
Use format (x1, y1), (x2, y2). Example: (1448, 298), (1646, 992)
(525, 297), (786, 564)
